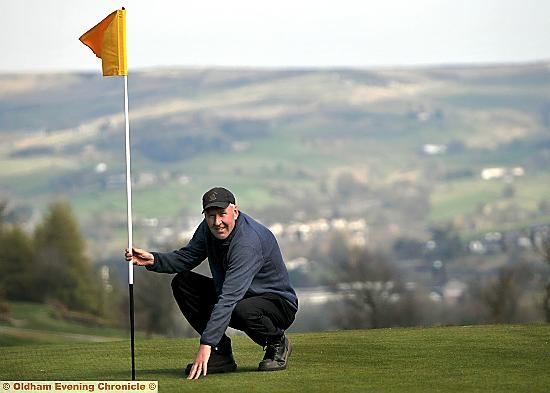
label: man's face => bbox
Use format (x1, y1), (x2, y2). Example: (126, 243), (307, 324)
(205, 205), (239, 240)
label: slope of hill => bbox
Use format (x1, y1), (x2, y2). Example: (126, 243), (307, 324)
(0, 302), (126, 346)
(1, 63), (549, 252)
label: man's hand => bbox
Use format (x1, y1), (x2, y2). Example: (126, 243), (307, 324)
(187, 344), (212, 380)
(125, 247), (155, 266)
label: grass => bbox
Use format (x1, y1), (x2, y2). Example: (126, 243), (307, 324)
(1, 325), (549, 392)
(0, 302), (126, 347)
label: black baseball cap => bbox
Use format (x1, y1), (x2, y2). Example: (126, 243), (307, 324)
(202, 187), (236, 212)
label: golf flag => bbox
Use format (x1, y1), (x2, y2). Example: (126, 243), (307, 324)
(79, 8), (135, 380)
(79, 9), (127, 76)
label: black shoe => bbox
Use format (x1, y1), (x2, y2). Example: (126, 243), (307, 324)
(258, 335), (292, 372)
(185, 342), (237, 375)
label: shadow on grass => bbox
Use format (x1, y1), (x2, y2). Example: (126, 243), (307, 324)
(233, 366), (258, 373)
(135, 366), (259, 378)
(137, 368), (183, 377)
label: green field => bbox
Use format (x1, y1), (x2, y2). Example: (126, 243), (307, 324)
(1, 325), (549, 393)
(0, 303), (126, 347)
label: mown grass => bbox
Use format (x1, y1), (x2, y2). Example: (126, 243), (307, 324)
(1, 325), (549, 393)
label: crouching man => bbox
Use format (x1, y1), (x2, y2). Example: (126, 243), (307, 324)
(126, 187), (298, 379)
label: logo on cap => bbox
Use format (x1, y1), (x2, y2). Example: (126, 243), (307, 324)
(202, 187), (236, 212)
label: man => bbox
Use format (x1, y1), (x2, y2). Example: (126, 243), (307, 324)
(125, 187), (298, 380)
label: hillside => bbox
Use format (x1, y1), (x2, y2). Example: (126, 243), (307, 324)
(0, 302), (126, 347)
(1, 63), (549, 254)
(1, 325), (549, 392)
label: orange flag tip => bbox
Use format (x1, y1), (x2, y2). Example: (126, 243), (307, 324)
(79, 9), (127, 76)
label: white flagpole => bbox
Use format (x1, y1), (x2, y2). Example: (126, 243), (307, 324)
(124, 76), (133, 285)
(123, 74), (136, 381)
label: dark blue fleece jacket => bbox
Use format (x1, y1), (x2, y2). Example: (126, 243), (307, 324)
(147, 212), (298, 346)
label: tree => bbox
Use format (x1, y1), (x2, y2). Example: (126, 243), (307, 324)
(392, 237), (425, 260)
(532, 228), (550, 322)
(33, 201), (101, 314)
(478, 264), (533, 323)
(133, 270), (179, 337)
(324, 232), (420, 329)
(0, 287), (9, 322)
(0, 200), (7, 223)
(0, 200), (38, 303)
(481, 267), (520, 323)
(0, 224), (37, 301)
(0, 204), (9, 319)
(425, 224), (464, 261)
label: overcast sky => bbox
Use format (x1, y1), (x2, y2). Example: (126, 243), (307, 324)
(1, 0), (549, 73)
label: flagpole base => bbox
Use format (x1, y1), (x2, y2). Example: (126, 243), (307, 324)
(129, 283), (135, 380)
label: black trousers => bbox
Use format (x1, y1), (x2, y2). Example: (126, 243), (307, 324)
(171, 270), (296, 347)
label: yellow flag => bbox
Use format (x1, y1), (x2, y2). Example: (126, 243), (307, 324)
(79, 9), (127, 76)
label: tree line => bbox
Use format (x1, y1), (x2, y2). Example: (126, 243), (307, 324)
(0, 201), (108, 318)
(307, 229), (550, 329)
(2, 199), (548, 337)
(0, 200), (189, 337)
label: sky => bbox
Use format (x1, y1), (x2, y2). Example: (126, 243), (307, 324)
(1, 0), (549, 73)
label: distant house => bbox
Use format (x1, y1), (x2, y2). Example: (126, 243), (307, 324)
(480, 167), (524, 180)
(480, 167), (506, 180)
(442, 280), (467, 304)
(422, 144), (447, 155)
